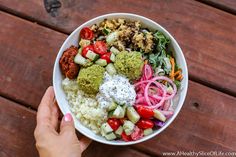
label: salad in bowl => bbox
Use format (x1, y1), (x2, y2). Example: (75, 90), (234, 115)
(53, 13), (188, 145)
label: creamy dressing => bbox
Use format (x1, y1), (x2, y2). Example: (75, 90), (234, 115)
(97, 73), (136, 109)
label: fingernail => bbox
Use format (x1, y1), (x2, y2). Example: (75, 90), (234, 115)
(64, 113), (72, 122)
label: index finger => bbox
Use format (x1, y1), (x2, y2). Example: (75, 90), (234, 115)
(36, 86), (55, 126)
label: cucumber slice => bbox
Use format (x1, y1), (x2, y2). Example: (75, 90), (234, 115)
(108, 102), (118, 111)
(106, 63), (117, 75)
(110, 53), (116, 62)
(106, 31), (118, 44)
(78, 47), (82, 54)
(126, 107), (140, 124)
(112, 105), (125, 118)
(108, 110), (114, 118)
(123, 120), (135, 135)
(104, 132), (116, 140)
(144, 128), (153, 136)
(86, 50), (99, 61)
(79, 39), (91, 48)
(74, 53), (88, 65)
(110, 46), (120, 55)
(115, 126), (123, 136)
(101, 122), (113, 135)
(95, 59), (108, 66)
(153, 109), (166, 122)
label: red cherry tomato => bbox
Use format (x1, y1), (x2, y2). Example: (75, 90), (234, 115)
(131, 126), (144, 141)
(93, 41), (107, 55)
(107, 118), (121, 131)
(135, 105), (154, 119)
(80, 27), (94, 40)
(137, 119), (154, 129)
(121, 132), (132, 142)
(81, 45), (94, 58)
(100, 52), (111, 64)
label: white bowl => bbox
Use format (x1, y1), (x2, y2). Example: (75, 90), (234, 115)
(53, 13), (188, 145)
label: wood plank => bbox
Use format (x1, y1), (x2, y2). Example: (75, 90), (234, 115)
(0, 97), (150, 157)
(83, 143), (149, 157)
(1, 80), (236, 156)
(197, 0), (236, 14)
(0, 11), (67, 109)
(133, 81), (236, 155)
(0, 1), (236, 111)
(0, 97), (38, 157)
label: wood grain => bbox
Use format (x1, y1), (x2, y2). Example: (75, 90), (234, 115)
(134, 81), (236, 155)
(0, 97), (38, 157)
(0, 11), (67, 109)
(0, 96), (149, 157)
(83, 143), (149, 157)
(1, 81), (236, 156)
(197, 0), (236, 14)
(0, 1), (236, 111)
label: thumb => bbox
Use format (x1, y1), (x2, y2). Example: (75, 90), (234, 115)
(60, 113), (76, 136)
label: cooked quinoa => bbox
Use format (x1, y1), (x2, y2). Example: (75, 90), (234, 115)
(62, 78), (108, 134)
(91, 18), (154, 53)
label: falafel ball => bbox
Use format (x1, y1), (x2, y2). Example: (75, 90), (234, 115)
(59, 46), (79, 79)
(77, 65), (105, 95)
(114, 51), (144, 80)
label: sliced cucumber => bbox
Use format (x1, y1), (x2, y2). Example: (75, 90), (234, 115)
(112, 105), (125, 118)
(86, 50), (99, 61)
(104, 132), (116, 140)
(123, 120), (135, 135)
(106, 31), (118, 44)
(126, 107), (140, 124)
(78, 47), (82, 54)
(74, 53), (88, 65)
(110, 53), (116, 62)
(106, 63), (117, 75)
(110, 46), (120, 55)
(108, 110), (114, 118)
(79, 39), (91, 48)
(115, 126), (123, 136)
(101, 122), (113, 135)
(95, 59), (108, 66)
(144, 128), (153, 136)
(108, 102), (118, 111)
(153, 109), (166, 122)
(122, 105), (127, 115)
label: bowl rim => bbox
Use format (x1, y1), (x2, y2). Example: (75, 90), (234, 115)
(53, 12), (188, 145)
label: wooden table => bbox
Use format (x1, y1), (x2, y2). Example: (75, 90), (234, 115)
(0, 0), (235, 156)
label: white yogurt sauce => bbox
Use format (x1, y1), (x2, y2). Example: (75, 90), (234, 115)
(96, 72), (136, 109)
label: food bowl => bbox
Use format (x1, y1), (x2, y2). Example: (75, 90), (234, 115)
(53, 13), (188, 145)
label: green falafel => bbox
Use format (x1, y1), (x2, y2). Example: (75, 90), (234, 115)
(114, 51), (144, 80)
(77, 65), (105, 95)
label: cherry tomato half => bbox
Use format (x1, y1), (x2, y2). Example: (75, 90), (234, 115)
(80, 27), (94, 40)
(81, 45), (94, 58)
(135, 105), (154, 119)
(137, 119), (154, 129)
(100, 52), (111, 64)
(107, 118), (121, 131)
(93, 41), (107, 55)
(121, 132), (132, 142)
